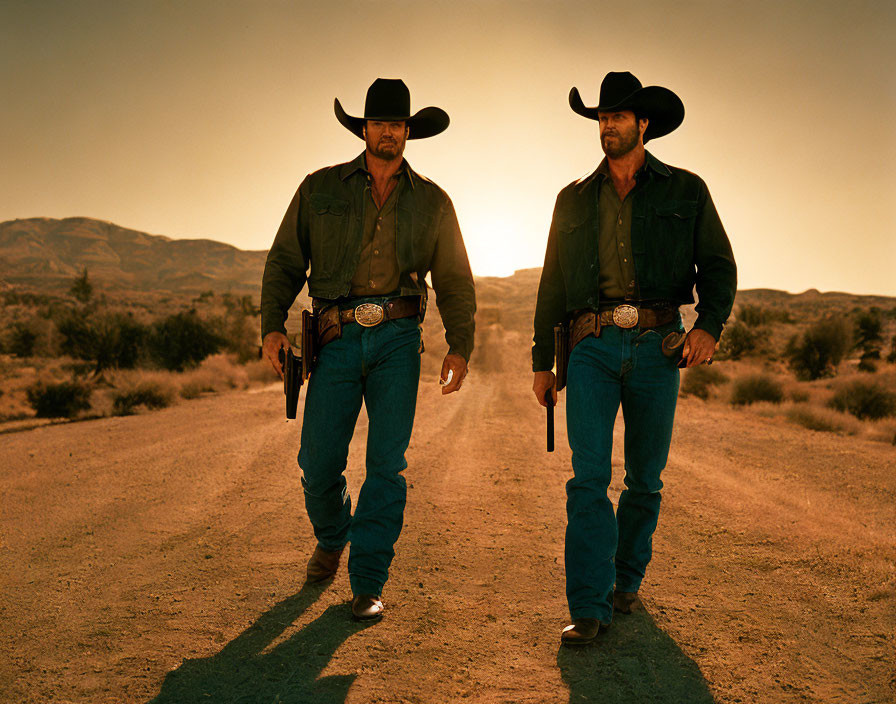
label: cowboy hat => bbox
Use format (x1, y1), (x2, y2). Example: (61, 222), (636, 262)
(334, 78), (449, 140)
(569, 71), (684, 143)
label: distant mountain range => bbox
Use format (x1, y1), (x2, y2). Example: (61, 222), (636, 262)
(1, 217), (893, 313)
(0, 217), (268, 296)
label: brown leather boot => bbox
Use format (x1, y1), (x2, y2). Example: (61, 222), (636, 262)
(560, 618), (609, 646)
(351, 594), (384, 621)
(305, 545), (344, 583)
(613, 590), (641, 614)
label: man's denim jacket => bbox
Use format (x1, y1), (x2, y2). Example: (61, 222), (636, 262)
(533, 151), (736, 372)
(262, 153), (476, 360)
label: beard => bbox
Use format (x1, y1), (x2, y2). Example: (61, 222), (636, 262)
(367, 135), (405, 161)
(601, 124), (640, 159)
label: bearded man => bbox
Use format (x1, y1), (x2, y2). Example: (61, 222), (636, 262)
(532, 72), (736, 645)
(261, 78), (475, 621)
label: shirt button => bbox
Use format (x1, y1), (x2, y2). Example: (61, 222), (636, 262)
(619, 243), (625, 248)
(623, 258), (628, 263)
(376, 224), (381, 231)
(618, 217), (622, 225)
(369, 281), (376, 288)
(374, 249), (379, 255)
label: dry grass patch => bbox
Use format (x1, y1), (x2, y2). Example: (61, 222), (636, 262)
(785, 403), (861, 435)
(110, 371), (178, 416)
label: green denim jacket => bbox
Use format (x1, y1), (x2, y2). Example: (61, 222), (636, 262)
(533, 151), (737, 372)
(261, 153), (476, 360)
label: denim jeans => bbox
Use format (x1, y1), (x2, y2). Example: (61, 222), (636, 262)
(564, 318), (682, 622)
(297, 307), (421, 596)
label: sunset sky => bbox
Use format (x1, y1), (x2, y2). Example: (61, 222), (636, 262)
(2, 0), (894, 295)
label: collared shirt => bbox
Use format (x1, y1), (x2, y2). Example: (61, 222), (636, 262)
(261, 152), (476, 360)
(350, 163), (404, 296)
(532, 150), (737, 372)
(595, 159), (638, 300)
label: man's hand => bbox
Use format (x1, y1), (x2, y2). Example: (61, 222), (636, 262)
(440, 353), (468, 394)
(533, 371), (557, 407)
(262, 331), (290, 379)
(681, 328), (718, 368)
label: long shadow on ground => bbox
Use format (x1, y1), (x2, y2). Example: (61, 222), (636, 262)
(558, 606), (716, 703)
(149, 584), (371, 704)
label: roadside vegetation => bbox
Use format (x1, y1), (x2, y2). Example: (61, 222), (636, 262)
(0, 270), (279, 427)
(682, 302), (896, 445)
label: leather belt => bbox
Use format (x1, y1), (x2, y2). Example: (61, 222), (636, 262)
(570, 304), (679, 352)
(595, 304), (678, 329)
(338, 296), (421, 327)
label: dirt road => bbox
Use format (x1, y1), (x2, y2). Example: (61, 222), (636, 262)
(1, 367), (893, 703)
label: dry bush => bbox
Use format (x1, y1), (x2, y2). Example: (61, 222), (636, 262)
(179, 354), (250, 398)
(828, 380), (896, 421)
(730, 373), (784, 406)
(785, 403), (860, 435)
(26, 379), (92, 418)
(865, 419), (896, 445)
(245, 357), (280, 385)
(681, 365), (729, 400)
(110, 371), (178, 416)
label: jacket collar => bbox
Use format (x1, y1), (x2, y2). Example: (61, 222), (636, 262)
(339, 152), (416, 189)
(575, 150), (671, 192)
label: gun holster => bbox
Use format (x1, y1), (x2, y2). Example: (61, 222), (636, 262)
(553, 322), (570, 392)
(280, 347), (303, 419)
(278, 309), (318, 420)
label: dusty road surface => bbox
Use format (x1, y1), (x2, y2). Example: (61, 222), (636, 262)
(1, 366), (894, 703)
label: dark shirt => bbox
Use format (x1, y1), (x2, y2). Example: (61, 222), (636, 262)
(261, 152), (476, 360)
(350, 165), (403, 296)
(596, 159), (638, 300)
(532, 151), (737, 372)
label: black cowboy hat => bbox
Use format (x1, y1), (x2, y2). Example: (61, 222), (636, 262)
(334, 78), (450, 140)
(569, 71), (684, 143)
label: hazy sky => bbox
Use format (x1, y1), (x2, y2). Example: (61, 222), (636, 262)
(2, 0), (894, 295)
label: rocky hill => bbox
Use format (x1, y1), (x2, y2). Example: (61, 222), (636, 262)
(0, 217), (268, 296)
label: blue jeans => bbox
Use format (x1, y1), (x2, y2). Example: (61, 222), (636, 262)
(564, 319), (682, 622)
(297, 309), (421, 596)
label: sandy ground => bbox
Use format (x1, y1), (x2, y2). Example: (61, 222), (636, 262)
(1, 365), (894, 703)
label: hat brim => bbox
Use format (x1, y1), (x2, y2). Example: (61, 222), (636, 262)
(334, 99), (450, 140)
(569, 85), (684, 143)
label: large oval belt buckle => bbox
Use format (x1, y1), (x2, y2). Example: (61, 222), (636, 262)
(612, 304), (639, 329)
(354, 303), (385, 327)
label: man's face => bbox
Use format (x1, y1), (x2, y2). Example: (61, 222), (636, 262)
(598, 110), (647, 159)
(364, 120), (408, 161)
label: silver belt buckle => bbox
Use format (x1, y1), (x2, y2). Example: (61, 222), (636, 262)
(612, 304), (639, 329)
(354, 303), (385, 327)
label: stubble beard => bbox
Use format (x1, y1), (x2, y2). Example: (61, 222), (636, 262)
(367, 136), (405, 162)
(601, 125), (640, 159)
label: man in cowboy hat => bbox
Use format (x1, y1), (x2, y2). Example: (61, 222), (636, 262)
(261, 78), (475, 621)
(532, 71), (736, 645)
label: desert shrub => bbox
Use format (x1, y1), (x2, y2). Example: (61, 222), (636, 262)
(785, 317), (851, 380)
(112, 380), (175, 415)
(785, 404), (858, 434)
(57, 309), (148, 372)
(148, 312), (224, 371)
(828, 381), (896, 421)
(789, 388), (810, 403)
(730, 374), (784, 406)
(717, 321), (761, 360)
(69, 268), (93, 303)
(681, 365), (729, 400)
(6, 321), (39, 357)
(179, 356), (249, 398)
(26, 379), (92, 418)
(887, 335), (896, 364)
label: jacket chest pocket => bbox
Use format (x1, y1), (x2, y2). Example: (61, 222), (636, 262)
(557, 212), (596, 279)
(308, 193), (351, 277)
(399, 207), (435, 270)
(648, 200), (697, 277)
